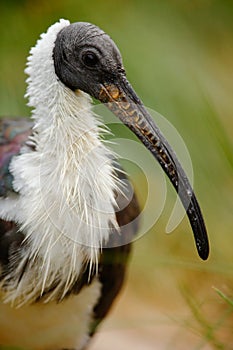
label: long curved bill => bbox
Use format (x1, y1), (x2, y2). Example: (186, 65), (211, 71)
(98, 78), (209, 260)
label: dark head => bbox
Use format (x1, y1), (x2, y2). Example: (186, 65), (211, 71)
(53, 22), (209, 260)
(53, 22), (125, 97)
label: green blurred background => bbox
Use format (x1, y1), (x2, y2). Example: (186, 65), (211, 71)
(0, 0), (232, 349)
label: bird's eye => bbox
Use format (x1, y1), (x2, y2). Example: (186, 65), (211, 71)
(82, 52), (99, 67)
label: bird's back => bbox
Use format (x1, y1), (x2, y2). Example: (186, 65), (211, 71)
(0, 118), (33, 196)
(0, 118), (33, 277)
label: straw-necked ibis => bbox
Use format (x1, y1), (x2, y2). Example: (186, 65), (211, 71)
(0, 19), (209, 350)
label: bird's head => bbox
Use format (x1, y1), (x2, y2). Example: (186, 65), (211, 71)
(53, 22), (125, 98)
(53, 22), (209, 260)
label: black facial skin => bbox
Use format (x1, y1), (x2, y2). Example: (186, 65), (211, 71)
(53, 22), (209, 260)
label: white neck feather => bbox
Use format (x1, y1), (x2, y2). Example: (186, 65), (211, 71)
(0, 19), (120, 305)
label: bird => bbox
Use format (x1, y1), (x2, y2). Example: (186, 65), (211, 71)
(0, 19), (209, 350)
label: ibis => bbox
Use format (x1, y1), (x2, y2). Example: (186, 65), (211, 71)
(0, 19), (209, 350)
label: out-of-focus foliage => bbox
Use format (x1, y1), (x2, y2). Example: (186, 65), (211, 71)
(0, 0), (232, 348)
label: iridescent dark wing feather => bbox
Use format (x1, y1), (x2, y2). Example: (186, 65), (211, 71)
(0, 118), (33, 276)
(0, 118), (33, 196)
